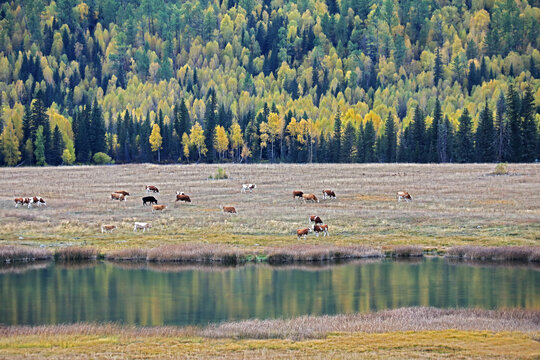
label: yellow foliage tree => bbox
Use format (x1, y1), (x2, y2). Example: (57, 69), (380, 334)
(214, 125), (229, 160)
(149, 123), (163, 162)
(189, 122), (207, 162)
(0, 120), (21, 166)
(181, 132), (190, 162)
(229, 122), (243, 162)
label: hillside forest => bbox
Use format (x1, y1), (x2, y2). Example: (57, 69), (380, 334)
(0, 0), (539, 166)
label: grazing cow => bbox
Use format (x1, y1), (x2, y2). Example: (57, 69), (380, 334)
(133, 222), (152, 232)
(114, 190), (130, 196)
(302, 193), (319, 203)
(101, 225), (117, 233)
(146, 185), (159, 194)
(397, 191), (412, 202)
(297, 228), (311, 239)
(14, 197), (30, 208)
(322, 189), (336, 199)
(142, 196), (158, 206)
(152, 204), (167, 213)
(29, 196), (46, 208)
(309, 215), (323, 226)
(175, 191), (191, 203)
(293, 190), (304, 199)
(313, 224), (329, 237)
(222, 206), (237, 214)
(241, 184), (257, 193)
(111, 193), (126, 201)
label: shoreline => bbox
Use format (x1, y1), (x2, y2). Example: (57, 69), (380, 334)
(1, 244), (539, 266)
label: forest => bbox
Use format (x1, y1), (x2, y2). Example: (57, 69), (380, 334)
(0, 0), (538, 166)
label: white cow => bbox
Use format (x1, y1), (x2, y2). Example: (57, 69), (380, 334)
(133, 222), (152, 232)
(241, 183), (257, 193)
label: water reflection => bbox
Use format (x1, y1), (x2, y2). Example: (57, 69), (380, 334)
(0, 258), (537, 326)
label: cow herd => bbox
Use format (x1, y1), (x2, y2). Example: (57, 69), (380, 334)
(13, 182), (413, 239)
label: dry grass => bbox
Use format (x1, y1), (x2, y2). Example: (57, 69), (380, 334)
(0, 245), (52, 263)
(266, 244), (382, 263)
(53, 247), (99, 261)
(447, 246), (540, 262)
(0, 164), (538, 252)
(387, 245), (424, 257)
(146, 244), (248, 264)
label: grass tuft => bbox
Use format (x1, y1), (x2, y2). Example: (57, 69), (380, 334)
(0, 246), (52, 263)
(446, 246), (540, 262)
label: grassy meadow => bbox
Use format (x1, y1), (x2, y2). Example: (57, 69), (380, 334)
(0, 163), (538, 253)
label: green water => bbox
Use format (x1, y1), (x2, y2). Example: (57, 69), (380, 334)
(0, 258), (537, 326)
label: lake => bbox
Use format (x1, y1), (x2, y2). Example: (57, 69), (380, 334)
(0, 257), (537, 326)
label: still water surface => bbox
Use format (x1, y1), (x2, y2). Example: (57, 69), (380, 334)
(0, 257), (537, 326)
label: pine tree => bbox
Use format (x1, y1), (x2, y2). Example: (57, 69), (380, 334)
(411, 106), (427, 162)
(341, 121), (356, 163)
(430, 99), (442, 162)
(51, 125), (65, 166)
(456, 108), (474, 163)
(21, 103), (33, 163)
(520, 86), (537, 162)
(90, 99), (106, 154)
(355, 122), (365, 163)
(384, 112), (396, 162)
(506, 84), (522, 162)
(204, 94), (217, 163)
(1, 121), (21, 166)
(433, 47), (443, 86)
(363, 119), (376, 162)
(34, 126), (46, 166)
(331, 110), (341, 162)
(31, 95), (51, 163)
(475, 100), (495, 162)
(495, 92), (508, 162)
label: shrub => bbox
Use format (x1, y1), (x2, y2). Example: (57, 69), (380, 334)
(209, 167), (228, 180)
(493, 163), (509, 175)
(93, 152), (113, 165)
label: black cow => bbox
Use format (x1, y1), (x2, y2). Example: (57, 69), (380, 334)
(142, 196), (158, 206)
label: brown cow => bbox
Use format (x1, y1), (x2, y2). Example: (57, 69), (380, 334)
(14, 197), (30, 208)
(114, 190), (130, 196)
(322, 189), (336, 199)
(222, 206), (237, 214)
(175, 191), (191, 203)
(101, 224), (117, 233)
(297, 228), (311, 239)
(111, 193), (126, 201)
(146, 185), (159, 193)
(152, 204), (167, 213)
(302, 193), (319, 203)
(313, 224), (329, 237)
(309, 215), (323, 226)
(29, 196), (46, 208)
(397, 191), (412, 202)
(293, 190), (304, 199)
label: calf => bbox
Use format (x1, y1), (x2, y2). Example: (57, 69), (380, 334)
(111, 193), (126, 201)
(302, 193), (319, 203)
(313, 224), (329, 237)
(101, 224), (117, 233)
(152, 204), (167, 213)
(222, 206), (237, 214)
(29, 196), (46, 208)
(397, 191), (412, 202)
(142, 196), (158, 206)
(309, 215), (323, 226)
(14, 197), (30, 208)
(241, 184), (257, 193)
(293, 190), (304, 199)
(114, 190), (130, 196)
(297, 228), (311, 239)
(146, 185), (159, 194)
(322, 189), (336, 199)
(133, 222), (152, 232)
(175, 191), (191, 203)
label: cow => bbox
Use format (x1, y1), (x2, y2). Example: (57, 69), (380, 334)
(146, 185), (159, 194)
(175, 191), (191, 203)
(322, 189), (336, 199)
(152, 204), (167, 213)
(14, 197), (30, 208)
(114, 190), (130, 196)
(101, 225), (117, 233)
(313, 224), (329, 237)
(293, 190), (304, 199)
(111, 193), (126, 201)
(241, 184), (257, 193)
(397, 191), (412, 202)
(29, 196), (46, 208)
(302, 193), (319, 203)
(309, 215), (323, 226)
(222, 206), (237, 214)
(142, 196), (158, 206)
(297, 228), (311, 239)
(133, 222), (152, 232)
